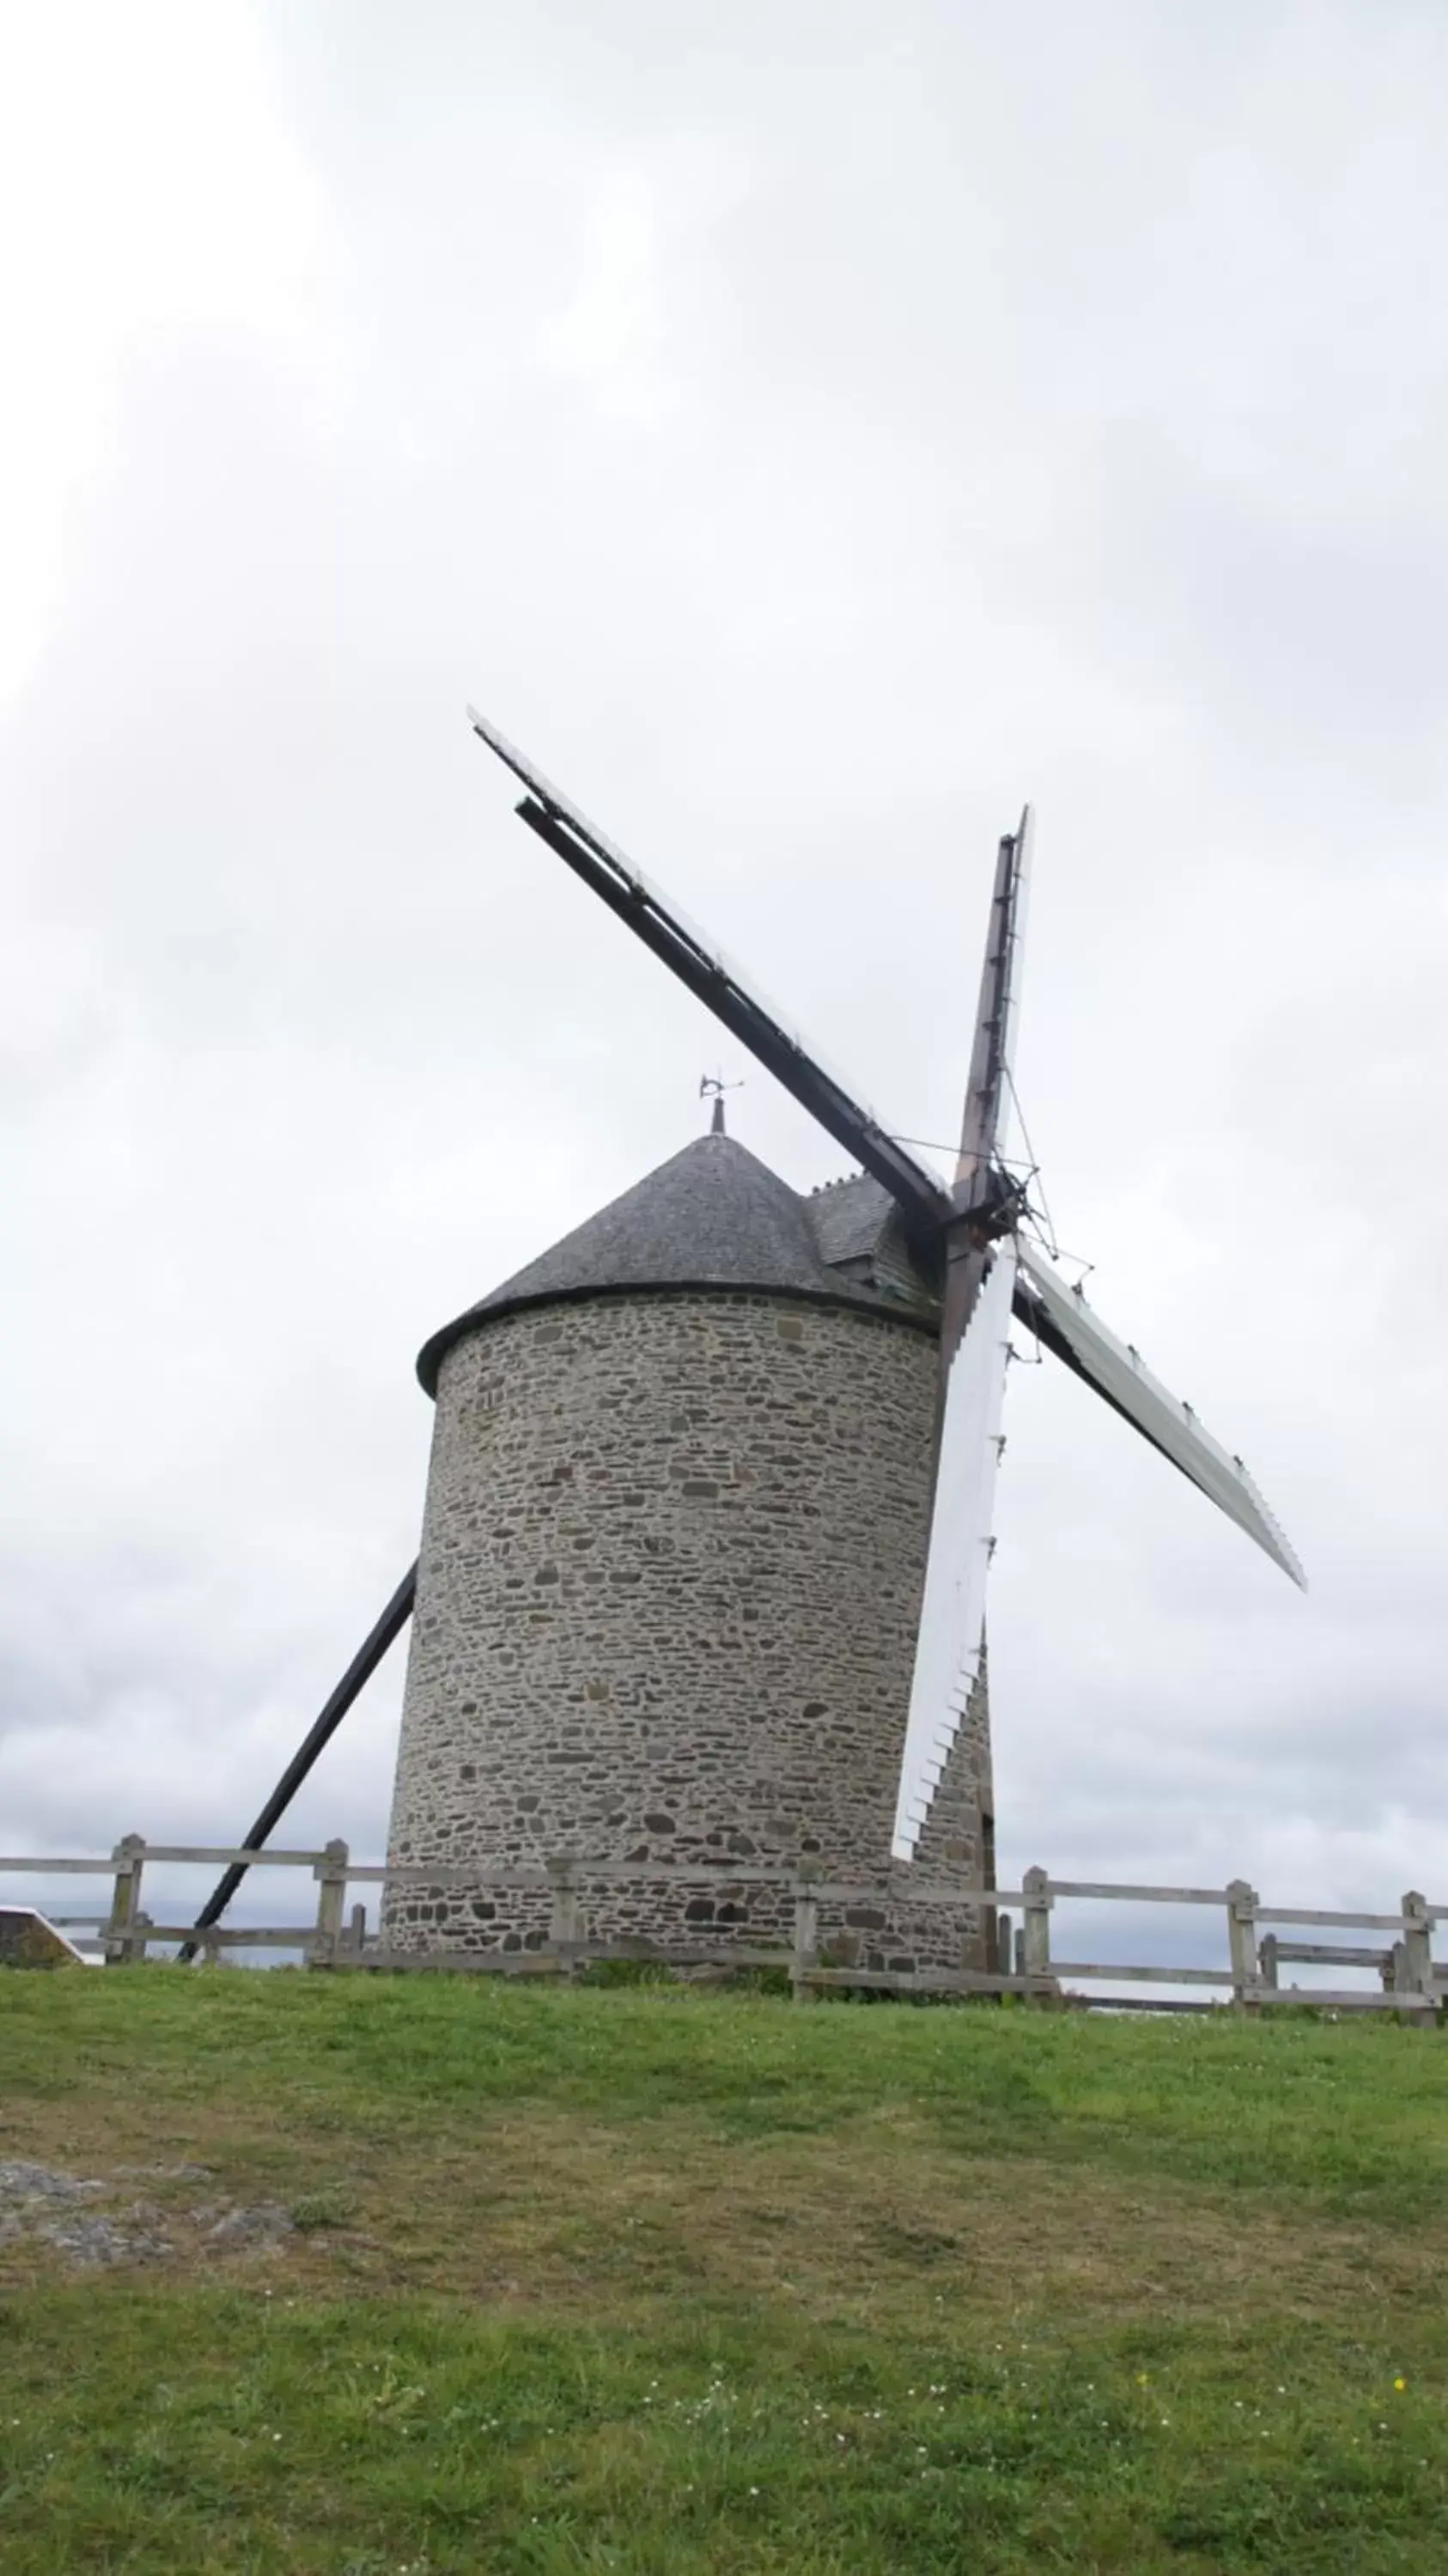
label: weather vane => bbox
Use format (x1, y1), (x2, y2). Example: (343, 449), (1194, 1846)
(699, 1071), (743, 1134)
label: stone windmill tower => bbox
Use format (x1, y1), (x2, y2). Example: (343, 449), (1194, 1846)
(186, 712), (1301, 1963)
(382, 1126), (992, 1971)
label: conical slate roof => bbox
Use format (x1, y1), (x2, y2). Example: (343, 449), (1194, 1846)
(417, 1133), (934, 1392)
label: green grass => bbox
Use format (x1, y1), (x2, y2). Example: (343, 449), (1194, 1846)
(2, 1973), (1445, 2573)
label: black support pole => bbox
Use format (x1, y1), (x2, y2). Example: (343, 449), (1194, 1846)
(179, 1561), (418, 1959)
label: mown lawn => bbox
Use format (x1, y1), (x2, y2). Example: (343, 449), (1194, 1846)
(2, 1971), (1445, 2573)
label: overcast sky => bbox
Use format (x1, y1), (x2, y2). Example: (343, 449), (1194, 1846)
(3, 0), (1445, 1945)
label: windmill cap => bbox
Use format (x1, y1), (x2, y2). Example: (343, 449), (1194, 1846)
(416, 1133), (934, 1394)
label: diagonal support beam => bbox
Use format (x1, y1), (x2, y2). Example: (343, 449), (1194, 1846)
(178, 1562), (418, 1959)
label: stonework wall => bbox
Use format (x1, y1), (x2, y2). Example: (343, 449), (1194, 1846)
(384, 1288), (993, 1972)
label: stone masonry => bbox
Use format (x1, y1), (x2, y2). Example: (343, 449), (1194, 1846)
(385, 1285), (992, 1971)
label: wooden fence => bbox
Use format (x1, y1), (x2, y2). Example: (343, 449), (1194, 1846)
(2, 1840), (1445, 2014)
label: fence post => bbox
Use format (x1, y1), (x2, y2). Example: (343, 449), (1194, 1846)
(1388, 1940), (1415, 2013)
(1021, 1866), (1052, 2002)
(1379, 1948), (1395, 1997)
(995, 1912), (1013, 1987)
(1259, 1931), (1279, 1992)
(1226, 1880), (1259, 2008)
(104, 1834), (146, 1965)
(792, 1862), (820, 2002)
(1401, 1891), (1433, 2008)
(310, 1839), (350, 1968)
(346, 1902), (368, 1961)
(547, 1854), (582, 1977)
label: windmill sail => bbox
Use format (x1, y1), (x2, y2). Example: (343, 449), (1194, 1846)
(955, 807), (1032, 1200)
(993, 807), (1031, 1166)
(465, 710), (950, 1237)
(1013, 1236), (1305, 1589)
(892, 1238), (1017, 1860)
(891, 809), (1032, 1859)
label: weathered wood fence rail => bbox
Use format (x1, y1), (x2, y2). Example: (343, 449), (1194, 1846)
(3, 1843), (1445, 2014)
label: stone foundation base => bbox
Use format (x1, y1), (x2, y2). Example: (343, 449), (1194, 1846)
(381, 1870), (988, 1978)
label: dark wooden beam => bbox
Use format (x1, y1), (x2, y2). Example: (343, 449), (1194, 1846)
(514, 797), (952, 1248)
(955, 811), (1031, 1208)
(178, 1562), (418, 1959)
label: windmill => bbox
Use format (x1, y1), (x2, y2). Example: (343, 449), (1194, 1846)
(459, 712), (1305, 1862)
(186, 713), (1301, 1947)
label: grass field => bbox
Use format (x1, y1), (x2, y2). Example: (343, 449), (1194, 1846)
(2, 1971), (1445, 2573)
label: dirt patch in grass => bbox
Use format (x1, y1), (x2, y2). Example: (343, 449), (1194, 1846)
(399, 2105), (1445, 2330)
(3, 2092), (1441, 2354)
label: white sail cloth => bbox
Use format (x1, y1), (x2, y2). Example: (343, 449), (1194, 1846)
(892, 1240), (1017, 1861)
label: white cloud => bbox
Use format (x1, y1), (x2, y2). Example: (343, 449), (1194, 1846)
(0, 0), (328, 696)
(538, 169), (677, 425)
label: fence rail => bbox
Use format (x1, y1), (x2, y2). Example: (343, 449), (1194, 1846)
(3, 1841), (1445, 2014)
